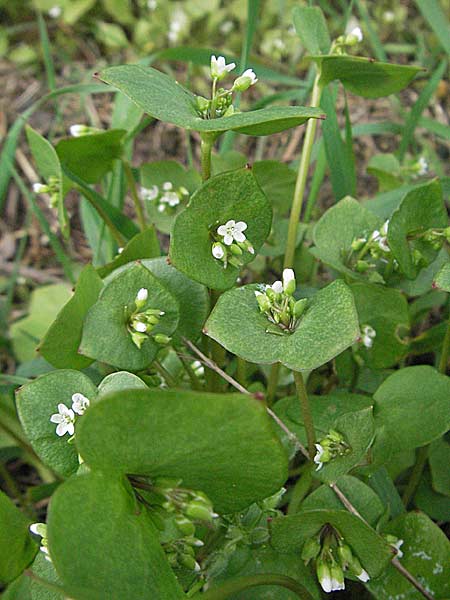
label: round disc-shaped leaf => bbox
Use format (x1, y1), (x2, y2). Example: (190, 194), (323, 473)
(97, 371), (148, 397)
(169, 168), (272, 290)
(97, 65), (324, 136)
(140, 160), (201, 234)
(16, 370), (98, 477)
(76, 388), (288, 513)
(311, 196), (381, 280)
(433, 261), (450, 292)
(311, 55), (422, 98)
(47, 472), (184, 600)
(79, 262), (179, 371)
(271, 509), (393, 578)
(205, 279), (360, 371)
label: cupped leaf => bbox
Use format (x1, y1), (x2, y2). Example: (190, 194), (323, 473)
(252, 161), (297, 216)
(351, 283), (410, 368)
(39, 265), (103, 370)
(30, 551), (64, 600)
(0, 490), (37, 584)
(301, 475), (384, 527)
(311, 196), (380, 280)
(25, 126), (69, 238)
(205, 279), (359, 371)
(140, 160), (201, 234)
(97, 371), (148, 397)
(271, 509), (392, 578)
(47, 472), (184, 600)
(170, 168), (272, 290)
(311, 55), (422, 98)
(79, 262), (179, 371)
(433, 261), (450, 292)
(428, 438), (450, 497)
(76, 388), (288, 513)
(372, 366), (450, 466)
(55, 129), (126, 183)
(366, 512), (450, 599)
(97, 65), (324, 135)
(387, 180), (448, 279)
(16, 370), (98, 477)
(96, 228), (160, 278)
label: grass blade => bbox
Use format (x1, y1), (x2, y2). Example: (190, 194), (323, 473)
(415, 0), (450, 55)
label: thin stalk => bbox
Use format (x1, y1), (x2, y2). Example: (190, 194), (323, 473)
(402, 446), (428, 508)
(177, 353), (204, 391)
(200, 134), (214, 181)
(438, 313), (450, 374)
(236, 356), (247, 386)
(288, 464), (313, 515)
(0, 461), (25, 508)
(153, 360), (177, 388)
(123, 161), (147, 231)
(293, 371), (316, 460)
(193, 574), (313, 600)
(284, 74), (323, 269)
(266, 362), (280, 406)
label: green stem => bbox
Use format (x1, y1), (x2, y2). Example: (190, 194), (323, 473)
(266, 363), (280, 406)
(438, 314), (450, 374)
(153, 360), (177, 388)
(293, 371), (316, 459)
(284, 74), (323, 269)
(288, 464), (313, 515)
(236, 356), (247, 386)
(74, 184), (125, 247)
(0, 461), (27, 511)
(123, 161), (147, 231)
(193, 574), (314, 600)
(200, 134), (215, 181)
(402, 445), (428, 508)
(178, 353), (204, 391)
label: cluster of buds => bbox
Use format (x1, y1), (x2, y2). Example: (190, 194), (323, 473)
(49, 392), (90, 438)
(195, 55), (257, 119)
(361, 324), (376, 349)
(332, 22), (363, 54)
(211, 219), (255, 269)
(164, 536), (203, 573)
(127, 288), (170, 349)
(33, 176), (60, 208)
(349, 220), (392, 275)
(421, 227), (450, 251)
(29, 523), (52, 562)
(254, 269), (308, 333)
(69, 124), (101, 137)
(140, 182), (189, 214)
(314, 429), (351, 471)
(302, 528), (369, 593)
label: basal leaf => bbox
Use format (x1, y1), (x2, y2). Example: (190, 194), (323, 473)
(205, 280), (359, 371)
(96, 228), (160, 278)
(170, 168), (272, 290)
(97, 65), (324, 135)
(16, 370), (98, 477)
(76, 388), (288, 513)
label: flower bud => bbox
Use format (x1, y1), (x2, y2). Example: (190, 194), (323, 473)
(351, 237), (366, 251)
(185, 500), (215, 522)
(271, 280), (283, 294)
(212, 242), (225, 260)
(135, 287), (148, 309)
(33, 183), (49, 194)
(356, 260), (370, 273)
(282, 268), (296, 296)
(348, 555), (370, 582)
(293, 298), (308, 318)
(232, 68), (258, 91)
(153, 333), (171, 345)
(330, 564), (345, 590)
(316, 559), (333, 593)
(230, 243), (243, 256)
(255, 292), (271, 312)
(69, 124), (92, 137)
(301, 537), (321, 563)
(337, 543), (353, 568)
(175, 516), (196, 537)
(195, 95), (210, 114)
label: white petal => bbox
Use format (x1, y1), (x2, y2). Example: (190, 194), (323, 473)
(235, 221), (247, 232)
(320, 576), (333, 593)
(56, 422), (68, 436)
(223, 233), (233, 246)
(233, 230), (246, 243)
(137, 288), (148, 302)
(217, 225), (228, 236)
(50, 414), (63, 424)
(272, 281), (283, 294)
(162, 181), (173, 191)
(134, 322), (147, 333)
(357, 569), (370, 582)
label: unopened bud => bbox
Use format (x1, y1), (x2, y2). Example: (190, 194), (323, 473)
(255, 292), (271, 312)
(153, 333), (171, 345)
(301, 537), (321, 563)
(230, 243), (243, 256)
(232, 68), (258, 91)
(282, 268), (296, 296)
(293, 298), (308, 318)
(185, 501), (215, 522)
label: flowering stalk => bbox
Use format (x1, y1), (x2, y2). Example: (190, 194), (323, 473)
(123, 160), (148, 231)
(293, 370), (316, 460)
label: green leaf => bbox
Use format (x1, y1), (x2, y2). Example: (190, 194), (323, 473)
(97, 65), (324, 135)
(414, 470), (450, 522)
(140, 160), (201, 234)
(76, 388), (288, 513)
(63, 0), (95, 25)
(433, 261), (450, 292)
(79, 263), (179, 371)
(271, 509), (392, 578)
(96, 228), (160, 278)
(414, 0), (450, 56)
(170, 168), (272, 290)
(428, 438), (450, 497)
(39, 265), (103, 370)
(25, 126), (68, 238)
(367, 153), (402, 191)
(47, 472), (184, 600)
(292, 6), (331, 55)
(10, 284), (72, 363)
(387, 179), (448, 279)
(351, 283), (410, 368)
(366, 512), (450, 599)
(29, 551), (65, 599)
(252, 161), (296, 215)
(399, 247), (449, 297)
(205, 280), (360, 371)
(0, 490), (37, 584)
(16, 369), (98, 477)
(372, 366), (450, 466)
(97, 371), (148, 397)
(55, 130), (126, 184)
(311, 55), (422, 98)
(311, 196), (380, 280)
(302, 475), (384, 526)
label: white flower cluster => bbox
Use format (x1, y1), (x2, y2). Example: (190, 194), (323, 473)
(29, 523), (52, 562)
(313, 429), (350, 471)
(140, 182), (189, 213)
(127, 288), (170, 349)
(361, 324), (376, 348)
(350, 220), (391, 275)
(211, 219), (255, 269)
(254, 269), (308, 333)
(32, 175), (60, 209)
(50, 393), (90, 438)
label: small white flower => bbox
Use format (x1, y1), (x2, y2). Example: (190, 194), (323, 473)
(233, 68), (258, 92)
(69, 124), (88, 137)
(319, 573), (332, 593)
(134, 321), (147, 333)
(136, 288), (148, 303)
(162, 181), (173, 191)
(30, 523), (46, 537)
(48, 5), (62, 18)
(118, 247), (124, 254)
(210, 55), (236, 80)
(220, 20), (234, 34)
(331, 578), (345, 591)
(140, 185), (159, 201)
(350, 26), (363, 42)
(357, 568), (370, 582)
(271, 280), (283, 294)
(383, 10), (395, 23)
(50, 404), (75, 437)
(179, 186), (189, 196)
(241, 68), (258, 85)
(380, 220), (389, 236)
(282, 268), (295, 293)
(33, 183), (48, 194)
(147, 0), (157, 9)
(314, 443), (325, 471)
(161, 191), (180, 207)
(393, 539), (404, 558)
(217, 219), (247, 245)
(71, 393), (90, 416)
(418, 156), (428, 176)
(212, 243), (225, 259)
(362, 324), (376, 348)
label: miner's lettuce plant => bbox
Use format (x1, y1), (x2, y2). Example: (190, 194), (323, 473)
(2, 6), (450, 600)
